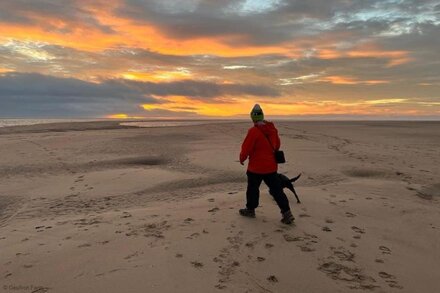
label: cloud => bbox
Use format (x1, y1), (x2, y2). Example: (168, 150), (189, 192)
(320, 76), (389, 85)
(0, 72), (279, 117)
(115, 0), (439, 46)
(0, 72), (157, 118)
(0, 0), (114, 33)
(125, 79), (279, 99)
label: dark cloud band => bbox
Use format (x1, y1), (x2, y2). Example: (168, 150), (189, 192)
(0, 72), (279, 117)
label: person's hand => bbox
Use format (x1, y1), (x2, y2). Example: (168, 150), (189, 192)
(240, 161), (244, 165)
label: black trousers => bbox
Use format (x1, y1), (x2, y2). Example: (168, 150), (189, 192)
(246, 171), (291, 213)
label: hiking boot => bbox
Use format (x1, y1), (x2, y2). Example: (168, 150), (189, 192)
(239, 208), (256, 218)
(281, 210), (295, 224)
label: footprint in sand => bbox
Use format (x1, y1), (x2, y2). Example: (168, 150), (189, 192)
(351, 226), (365, 234)
(378, 272), (395, 279)
(299, 245), (315, 252)
(215, 284), (227, 290)
(208, 207), (220, 213)
(245, 241), (255, 248)
(191, 261), (204, 269)
(379, 272), (403, 289)
(386, 280), (403, 289)
(265, 243), (274, 249)
(345, 212), (357, 218)
(257, 257), (266, 262)
(283, 234), (303, 242)
(299, 213), (311, 218)
(124, 251), (142, 260)
(121, 212), (132, 219)
(379, 246), (391, 255)
(294, 233), (318, 252)
(231, 261), (240, 267)
(187, 232), (200, 239)
(322, 226), (332, 232)
(318, 261), (377, 290)
(332, 246), (355, 262)
(267, 275), (278, 283)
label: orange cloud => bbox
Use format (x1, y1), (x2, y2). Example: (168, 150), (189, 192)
(108, 95), (434, 119)
(141, 95), (255, 117)
(317, 42), (412, 67)
(0, 68), (14, 74)
(107, 113), (129, 119)
(320, 76), (389, 85)
(348, 49), (412, 67)
(120, 69), (192, 82)
(137, 95), (415, 118)
(0, 11), (293, 58)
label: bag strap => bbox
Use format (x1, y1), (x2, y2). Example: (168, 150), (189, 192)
(256, 126), (275, 151)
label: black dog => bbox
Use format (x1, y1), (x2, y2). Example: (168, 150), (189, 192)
(270, 173), (301, 203)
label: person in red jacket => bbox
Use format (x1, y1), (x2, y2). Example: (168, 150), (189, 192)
(239, 104), (294, 224)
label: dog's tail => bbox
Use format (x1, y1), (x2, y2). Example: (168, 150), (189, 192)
(290, 173), (302, 182)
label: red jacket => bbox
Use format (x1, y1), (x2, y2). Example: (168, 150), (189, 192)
(240, 121), (280, 174)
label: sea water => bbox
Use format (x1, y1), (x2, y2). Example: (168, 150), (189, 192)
(0, 118), (105, 128)
(120, 121), (214, 128)
(0, 119), (237, 128)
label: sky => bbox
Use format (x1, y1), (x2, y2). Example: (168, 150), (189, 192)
(0, 0), (439, 119)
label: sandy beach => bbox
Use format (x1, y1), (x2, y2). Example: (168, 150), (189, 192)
(0, 120), (439, 293)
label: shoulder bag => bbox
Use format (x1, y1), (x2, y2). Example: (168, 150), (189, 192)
(256, 127), (286, 164)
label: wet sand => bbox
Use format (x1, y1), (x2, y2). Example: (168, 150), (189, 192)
(0, 120), (439, 292)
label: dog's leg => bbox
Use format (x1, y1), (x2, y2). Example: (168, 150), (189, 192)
(288, 186), (301, 203)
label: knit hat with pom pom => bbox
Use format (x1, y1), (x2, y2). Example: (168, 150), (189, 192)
(250, 104), (264, 122)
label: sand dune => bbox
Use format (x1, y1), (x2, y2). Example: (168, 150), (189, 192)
(1, 121), (439, 292)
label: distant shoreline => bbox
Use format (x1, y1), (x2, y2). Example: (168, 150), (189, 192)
(1, 116), (439, 129)
(0, 119), (439, 136)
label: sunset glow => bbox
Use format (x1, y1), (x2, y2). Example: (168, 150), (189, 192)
(1, 1), (439, 119)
